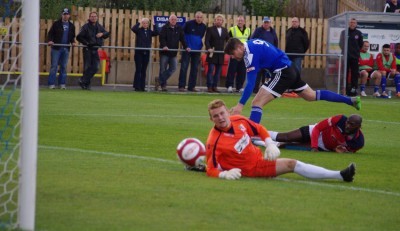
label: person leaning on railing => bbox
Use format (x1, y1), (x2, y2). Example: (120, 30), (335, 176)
(47, 8), (76, 90)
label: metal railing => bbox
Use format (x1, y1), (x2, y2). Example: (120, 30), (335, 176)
(1, 41), (343, 93)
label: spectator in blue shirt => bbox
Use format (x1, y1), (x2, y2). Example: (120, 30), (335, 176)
(251, 16), (279, 93)
(251, 17), (278, 47)
(178, 11), (206, 92)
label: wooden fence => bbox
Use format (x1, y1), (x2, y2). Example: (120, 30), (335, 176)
(337, 0), (369, 14)
(1, 7), (330, 74)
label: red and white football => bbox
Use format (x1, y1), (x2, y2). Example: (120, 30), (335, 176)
(176, 138), (206, 167)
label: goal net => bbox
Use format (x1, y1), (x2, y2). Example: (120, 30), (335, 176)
(0, 0), (38, 230)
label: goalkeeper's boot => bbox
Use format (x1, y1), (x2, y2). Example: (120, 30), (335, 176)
(340, 163), (356, 182)
(352, 96), (361, 110)
(185, 165), (206, 172)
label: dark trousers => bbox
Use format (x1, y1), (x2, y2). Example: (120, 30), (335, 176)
(82, 48), (100, 85)
(133, 51), (150, 91)
(225, 58), (246, 90)
(206, 63), (222, 88)
(346, 58), (360, 95)
(178, 52), (201, 90)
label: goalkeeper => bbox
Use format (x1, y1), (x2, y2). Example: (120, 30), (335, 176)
(206, 99), (355, 182)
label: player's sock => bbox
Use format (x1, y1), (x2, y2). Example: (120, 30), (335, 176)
(317, 90), (353, 106)
(360, 84), (365, 92)
(374, 85), (379, 93)
(268, 131), (278, 141)
(394, 75), (400, 93)
(381, 77), (387, 93)
(249, 106), (263, 123)
(294, 160), (342, 180)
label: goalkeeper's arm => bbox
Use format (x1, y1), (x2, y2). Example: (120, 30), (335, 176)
(264, 137), (280, 160)
(219, 168), (242, 180)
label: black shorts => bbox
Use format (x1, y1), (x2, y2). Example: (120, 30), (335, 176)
(360, 69), (376, 78)
(262, 64), (308, 97)
(299, 126), (311, 142)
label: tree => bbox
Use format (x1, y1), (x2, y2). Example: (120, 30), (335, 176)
(39, 0), (213, 19)
(243, 0), (289, 17)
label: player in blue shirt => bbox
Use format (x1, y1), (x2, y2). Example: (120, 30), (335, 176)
(224, 38), (361, 123)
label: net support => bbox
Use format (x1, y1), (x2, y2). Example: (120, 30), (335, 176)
(18, 0), (39, 230)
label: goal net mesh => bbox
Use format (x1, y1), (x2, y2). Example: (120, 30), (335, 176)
(0, 1), (23, 229)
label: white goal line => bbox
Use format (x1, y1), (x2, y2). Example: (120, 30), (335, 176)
(39, 144), (400, 198)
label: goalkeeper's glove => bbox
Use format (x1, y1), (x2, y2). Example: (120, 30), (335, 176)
(264, 137), (280, 160)
(219, 168), (242, 180)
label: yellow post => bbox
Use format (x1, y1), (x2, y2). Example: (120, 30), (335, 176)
(101, 59), (106, 85)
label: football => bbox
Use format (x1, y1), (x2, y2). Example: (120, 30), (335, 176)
(176, 138), (206, 167)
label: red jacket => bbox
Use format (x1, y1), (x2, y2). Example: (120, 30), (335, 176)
(376, 53), (396, 72)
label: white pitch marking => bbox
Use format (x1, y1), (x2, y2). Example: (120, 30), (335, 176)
(42, 113), (400, 125)
(39, 145), (177, 164)
(39, 145), (400, 197)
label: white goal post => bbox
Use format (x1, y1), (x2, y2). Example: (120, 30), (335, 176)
(0, 0), (39, 230)
(18, 0), (39, 230)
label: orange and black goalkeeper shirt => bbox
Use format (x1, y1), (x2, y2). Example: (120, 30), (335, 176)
(206, 115), (270, 177)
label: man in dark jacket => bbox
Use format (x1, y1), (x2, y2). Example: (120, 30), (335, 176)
(204, 14), (229, 93)
(339, 18), (363, 96)
(131, 18), (159, 91)
(285, 17), (309, 75)
(158, 14), (188, 91)
(76, 12), (110, 90)
(384, 0), (400, 13)
(47, 8), (76, 89)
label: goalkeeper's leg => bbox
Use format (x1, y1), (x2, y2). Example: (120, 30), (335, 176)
(276, 159), (354, 182)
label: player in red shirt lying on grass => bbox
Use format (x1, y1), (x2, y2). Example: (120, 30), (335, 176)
(205, 99), (356, 181)
(266, 114), (364, 153)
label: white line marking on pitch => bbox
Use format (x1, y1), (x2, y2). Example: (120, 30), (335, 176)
(39, 145), (400, 197)
(42, 113), (400, 125)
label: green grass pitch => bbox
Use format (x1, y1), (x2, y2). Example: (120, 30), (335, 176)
(36, 89), (400, 231)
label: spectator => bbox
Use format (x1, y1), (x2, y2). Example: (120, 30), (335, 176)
(205, 99), (356, 182)
(178, 11), (206, 92)
(47, 8), (76, 89)
(76, 12), (110, 90)
(395, 42), (400, 71)
(375, 44), (398, 97)
(204, 14), (229, 93)
(225, 15), (251, 93)
(158, 14), (188, 92)
(131, 18), (159, 92)
(384, 0), (400, 13)
(395, 43), (400, 97)
(285, 17), (309, 75)
(268, 114), (364, 153)
(358, 41), (383, 97)
(339, 18), (363, 96)
(251, 16), (279, 93)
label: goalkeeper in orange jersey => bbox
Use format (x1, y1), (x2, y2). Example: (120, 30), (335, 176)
(205, 99), (356, 182)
